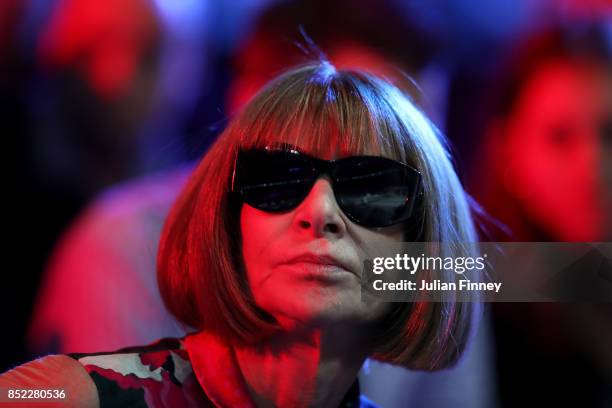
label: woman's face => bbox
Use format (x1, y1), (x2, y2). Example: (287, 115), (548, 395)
(504, 59), (612, 241)
(240, 151), (405, 331)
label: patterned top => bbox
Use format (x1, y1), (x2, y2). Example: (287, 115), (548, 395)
(69, 338), (209, 407)
(67, 334), (377, 408)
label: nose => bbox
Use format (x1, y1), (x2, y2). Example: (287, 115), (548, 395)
(293, 177), (347, 238)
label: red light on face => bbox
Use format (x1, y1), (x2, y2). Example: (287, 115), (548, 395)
(504, 60), (612, 240)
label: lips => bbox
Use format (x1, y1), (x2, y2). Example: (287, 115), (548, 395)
(278, 253), (354, 275)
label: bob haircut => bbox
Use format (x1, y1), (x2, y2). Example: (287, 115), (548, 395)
(158, 61), (481, 370)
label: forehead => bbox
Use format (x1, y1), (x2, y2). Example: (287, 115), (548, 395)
(513, 59), (612, 123)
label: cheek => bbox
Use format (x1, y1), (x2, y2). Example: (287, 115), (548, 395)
(353, 224), (406, 263)
(240, 206), (270, 275)
(240, 205), (293, 286)
(507, 130), (606, 239)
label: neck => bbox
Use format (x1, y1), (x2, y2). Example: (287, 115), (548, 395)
(234, 324), (373, 408)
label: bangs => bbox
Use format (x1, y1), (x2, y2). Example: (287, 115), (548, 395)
(233, 64), (413, 163)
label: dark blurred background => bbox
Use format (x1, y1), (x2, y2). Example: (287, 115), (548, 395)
(2, 1), (612, 407)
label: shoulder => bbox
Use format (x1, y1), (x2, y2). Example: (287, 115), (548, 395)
(68, 338), (209, 407)
(0, 338), (209, 408)
(69, 338), (191, 382)
(0, 354), (99, 407)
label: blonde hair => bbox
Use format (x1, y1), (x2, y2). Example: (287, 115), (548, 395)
(158, 61), (481, 370)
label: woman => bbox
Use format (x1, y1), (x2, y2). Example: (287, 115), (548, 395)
(468, 21), (612, 407)
(471, 22), (612, 242)
(1, 61), (480, 407)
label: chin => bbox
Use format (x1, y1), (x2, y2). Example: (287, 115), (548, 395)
(277, 298), (381, 331)
(255, 283), (387, 331)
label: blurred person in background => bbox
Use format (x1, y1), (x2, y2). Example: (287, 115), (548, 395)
(469, 20), (612, 407)
(1, 0), (210, 373)
(24, 1), (499, 406)
(2, 0), (165, 372)
(33, 0), (162, 197)
(473, 21), (612, 242)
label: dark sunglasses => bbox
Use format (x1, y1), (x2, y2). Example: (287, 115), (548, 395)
(231, 146), (423, 228)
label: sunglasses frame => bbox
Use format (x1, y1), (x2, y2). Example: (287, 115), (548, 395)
(231, 146), (423, 228)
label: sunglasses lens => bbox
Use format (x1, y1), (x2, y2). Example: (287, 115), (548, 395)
(236, 150), (314, 212)
(235, 149), (422, 228)
(333, 157), (421, 227)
